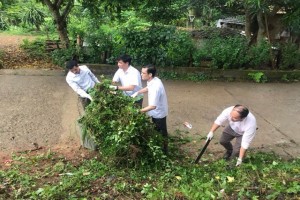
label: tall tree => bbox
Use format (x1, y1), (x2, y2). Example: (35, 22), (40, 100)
(81, 0), (188, 25)
(38, 0), (74, 47)
(226, 0), (300, 44)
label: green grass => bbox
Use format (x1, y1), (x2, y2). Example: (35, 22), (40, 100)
(0, 27), (58, 38)
(1, 146), (299, 199)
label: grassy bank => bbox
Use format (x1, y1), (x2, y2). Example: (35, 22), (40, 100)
(1, 147), (299, 199)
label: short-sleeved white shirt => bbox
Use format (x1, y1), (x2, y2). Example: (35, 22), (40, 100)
(66, 65), (100, 98)
(214, 106), (257, 149)
(112, 65), (142, 96)
(147, 77), (168, 119)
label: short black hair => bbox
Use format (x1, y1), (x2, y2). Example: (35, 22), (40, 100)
(233, 104), (249, 119)
(143, 64), (156, 77)
(117, 54), (132, 65)
(66, 60), (78, 69)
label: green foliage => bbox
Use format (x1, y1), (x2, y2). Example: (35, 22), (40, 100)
(78, 78), (167, 167)
(50, 45), (79, 67)
(0, 12), (8, 30)
(279, 43), (300, 69)
(20, 38), (48, 59)
(247, 40), (272, 68)
(119, 24), (194, 67)
(22, 6), (45, 31)
(121, 25), (175, 66)
(1, 150), (299, 199)
(165, 30), (195, 67)
(281, 0), (300, 34)
(82, 28), (114, 63)
(137, 0), (188, 25)
(281, 73), (300, 82)
(159, 71), (210, 82)
(248, 71), (267, 83)
(195, 36), (249, 69)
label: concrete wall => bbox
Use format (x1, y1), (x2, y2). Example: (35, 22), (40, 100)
(86, 64), (300, 81)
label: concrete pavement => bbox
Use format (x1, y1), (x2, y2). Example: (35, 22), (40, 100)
(0, 69), (299, 159)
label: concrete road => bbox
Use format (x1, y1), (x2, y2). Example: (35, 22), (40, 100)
(0, 69), (299, 159)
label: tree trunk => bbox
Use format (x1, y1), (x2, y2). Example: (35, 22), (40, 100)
(245, 8), (252, 40)
(55, 16), (69, 48)
(256, 11), (266, 43)
(42, 0), (74, 48)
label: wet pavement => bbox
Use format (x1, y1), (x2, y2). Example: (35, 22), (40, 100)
(0, 69), (299, 159)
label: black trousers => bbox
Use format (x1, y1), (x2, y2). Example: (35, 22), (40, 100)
(152, 117), (168, 154)
(80, 97), (91, 109)
(134, 98), (143, 108)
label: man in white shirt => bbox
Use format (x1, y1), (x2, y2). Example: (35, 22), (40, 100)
(134, 64), (168, 154)
(206, 105), (257, 166)
(111, 54), (143, 107)
(66, 59), (100, 108)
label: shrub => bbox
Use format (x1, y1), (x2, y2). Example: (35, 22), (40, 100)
(248, 71), (267, 83)
(279, 43), (300, 69)
(121, 25), (176, 66)
(50, 47), (78, 67)
(247, 41), (272, 68)
(119, 25), (194, 67)
(82, 28), (114, 64)
(165, 30), (195, 67)
(78, 79), (167, 168)
(194, 36), (249, 69)
(20, 38), (48, 59)
(0, 13), (9, 30)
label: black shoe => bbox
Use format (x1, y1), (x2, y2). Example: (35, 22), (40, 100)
(223, 150), (232, 160)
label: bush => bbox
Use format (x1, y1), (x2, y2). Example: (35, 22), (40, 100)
(82, 28), (114, 64)
(248, 71), (267, 83)
(0, 13), (9, 30)
(20, 38), (48, 59)
(165, 30), (195, 67)
(119, 25), (194, 67)
(78, 79), (167, 168)
(194, 36), (249, 69)
(279, 43), (300, 69)
(120, 25), (176, 66)
(247, 41), (272, 68)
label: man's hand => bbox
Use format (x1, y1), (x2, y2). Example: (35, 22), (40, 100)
(109, 85), (118, 90)
(236, 158), (242, 166)
(206, 131), (213, 142)
(131, 92), (138, 98)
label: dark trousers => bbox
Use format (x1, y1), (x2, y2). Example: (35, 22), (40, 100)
(219, 125), (242, 158)
(134, 98), (143, 108)
(80, 97), (91, 110)
(152, 117), (168, 154)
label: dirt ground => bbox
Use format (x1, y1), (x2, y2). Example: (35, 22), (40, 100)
(0, 34), (299, 163)
(0, 33), (59, 69)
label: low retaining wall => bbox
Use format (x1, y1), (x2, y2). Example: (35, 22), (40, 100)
(86, 64), (300, 81)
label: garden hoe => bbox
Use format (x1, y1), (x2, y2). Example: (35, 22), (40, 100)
(194, 138), (212, 164)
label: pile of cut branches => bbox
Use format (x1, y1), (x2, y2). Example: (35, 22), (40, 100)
(78, 78), (167, 167)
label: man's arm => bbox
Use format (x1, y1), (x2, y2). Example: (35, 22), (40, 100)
(210, 123), (220, 133)
(137, 87), (148, 94)
(131, 87), (148, 98)
(239, 147), (247, 159)
(206, 123), (220, 141)
(67, 80), (91, 99)
(141, 105), (156, 113)
(88, 70), (100, 83)
(118, 85), (135, 91)
(239, 127), (256, 159)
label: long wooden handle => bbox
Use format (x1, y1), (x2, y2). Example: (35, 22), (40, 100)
(194, 139), (211, 164)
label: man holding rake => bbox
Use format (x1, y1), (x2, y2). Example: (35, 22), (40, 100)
(206, 105), (257, 166)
